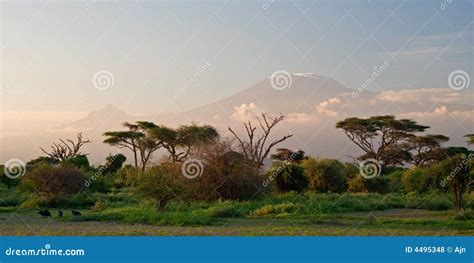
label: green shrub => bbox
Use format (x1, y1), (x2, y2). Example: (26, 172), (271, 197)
(186, 141), (267, 201)
(303, 158), (347, 193)
(26, 164), (86, 203)
(402, 167), (433, 193)
(62, 154), (90, 169)
(343, 163), (359, 180)
(386, 171), (404, 192)
(0, 165), (21, 188)
(20, 196), (49, 208)
(202, 203), (244, 218)
(347, 176), (365, 192)
(405, 192), (423, 208)
(85, 171), (113, 193)
(306, 192), (405, 213)
(77, 204), (214, 226)
(250, 203), (302, 216)
(425, 196), (452, 211)
(91, 199), (109, 212)
(454, 210), (474, 221)
(0, 186), (28, 206)
(348, 176), (391, 194)
(137, 162), (184, 211)
(114, 165), (142, 187)
(101, 153), (127, 175)
(269, 163), (308, 193)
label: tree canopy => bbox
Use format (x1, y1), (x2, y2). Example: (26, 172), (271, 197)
(104, 122), (219, 168)
(336, 115), (429, 167)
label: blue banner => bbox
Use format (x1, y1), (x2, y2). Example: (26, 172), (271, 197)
(0, 237), (472, 263)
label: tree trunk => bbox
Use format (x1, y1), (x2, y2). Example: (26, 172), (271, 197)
(132, 148), (138, 168)
(454, 187), (463, 211)
(155, 198), (169, 211)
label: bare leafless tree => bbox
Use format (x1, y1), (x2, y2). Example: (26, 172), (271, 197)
(228, 113), (292, 173)
(40, 133), (91, 161)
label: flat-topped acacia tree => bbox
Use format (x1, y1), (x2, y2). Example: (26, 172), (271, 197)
(336, 116), (429, 168)
(104, 122), (219, 169)
(151, 124), (219, 162)
(103, 121), (161, 171)
(402, 134), (449, 167)
(103, 122), (146, 169)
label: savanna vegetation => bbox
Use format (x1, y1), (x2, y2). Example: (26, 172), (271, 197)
(1, 114), (473, 236)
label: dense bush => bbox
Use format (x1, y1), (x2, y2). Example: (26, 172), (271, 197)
(85, 170), (114, 193)
(305, 192), (405, 213)
(102, 153), (127, 175)
(342, 163), (359, 180)
(268, 163), (308, 193)
(425, 196), (452, 211)
(62, 154), (90, 168)
(0, 165), (21, 188)
(26, 157), (58, 168)
(186, 141), (266, 200)
(348, 176), (391, 194)
(303, 158), (347, 193)
(402, 167), (433, 193)
(114, 165), (142, 187)
(405, 191), (453, 210)
(137, 162), (184, 210)
(0, 185), (27, 206)
(26, 164), (86, 203)
(386, 171), (404, 192)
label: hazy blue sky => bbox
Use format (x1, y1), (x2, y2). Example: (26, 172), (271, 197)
(1, 0), (472, 115)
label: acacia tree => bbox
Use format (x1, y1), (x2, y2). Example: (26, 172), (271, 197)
(103, 121), (163, 171)
(270, 148), (306, 163)
(228, 113), (293, 173)
(103, 122), (144, 168)
(402, 134), (449, 167)
(336, 116), (428, 168)
(151, 124), (219, 162)
(135, 121), (163, 170)
(40, 133), (90, 162)
(436, 155), (472, 211)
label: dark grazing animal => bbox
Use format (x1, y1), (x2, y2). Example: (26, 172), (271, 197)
(38, 210), (52, 218)
(71, 210), (82, 216)
(58, 210), (63, 217)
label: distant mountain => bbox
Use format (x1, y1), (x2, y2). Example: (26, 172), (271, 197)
(1, 73), (472, 163)
(150, 74), (362, 125)
(55, 104), (135, 132)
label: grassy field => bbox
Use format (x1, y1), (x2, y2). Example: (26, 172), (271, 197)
(0, 208), (472, 236)
(0, 192), (472, 236)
